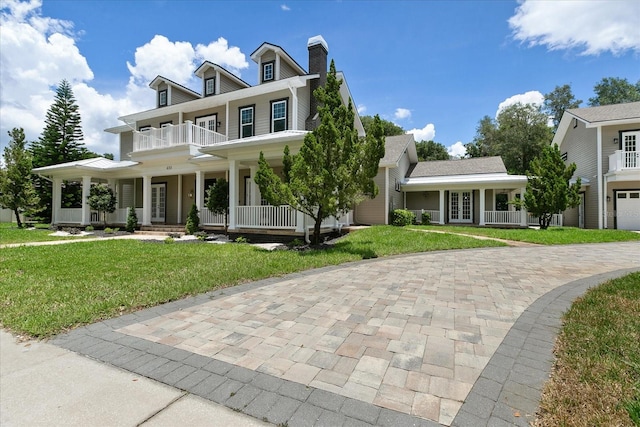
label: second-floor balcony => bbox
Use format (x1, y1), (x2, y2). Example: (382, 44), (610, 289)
(133, 121), (227, 152)
(609, 150), (640, 172)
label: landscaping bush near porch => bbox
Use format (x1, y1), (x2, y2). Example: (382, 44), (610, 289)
(0, 226), (504, 337)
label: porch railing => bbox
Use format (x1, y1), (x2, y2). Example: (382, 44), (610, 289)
(200, 208), (226, 226)
(408, 209), (440, 223)
(57, 208), (82, 223)
(609, 150), (639, 172)
(133, 122), (227, 152)
(105, 208), (143, 224)
(236, 205), (298, 229)
(528, 213), (563, 227)
(485, 210), (522, 225)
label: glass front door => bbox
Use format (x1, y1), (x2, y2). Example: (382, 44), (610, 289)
(449, 191), (472, 223)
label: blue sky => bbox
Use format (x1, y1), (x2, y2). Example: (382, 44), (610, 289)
(1, 0), (639, 159)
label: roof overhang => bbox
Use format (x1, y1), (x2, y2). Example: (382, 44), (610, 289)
(33, 158), (138, 178)
(402, 173), (528, 191)
(198, 130), (309, 160)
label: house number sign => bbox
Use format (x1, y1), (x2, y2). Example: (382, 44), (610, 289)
(166, 166), (172, 170)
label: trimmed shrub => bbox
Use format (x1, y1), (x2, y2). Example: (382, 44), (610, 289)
(185, 204), (200, 235)
(103, 227), (114, 234)
(164, 237), (174, 244)
(391, 209), (415, 226)
(84, 225), (94, 232)
(421, 211), (431, 225)
(125, 206), (138, 233)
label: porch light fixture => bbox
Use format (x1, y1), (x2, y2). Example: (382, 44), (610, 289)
(607, 195), (611, 202)
(217, 121), (222, 128)
(188, 190), (193, 198)
(613, 137), (619, 144)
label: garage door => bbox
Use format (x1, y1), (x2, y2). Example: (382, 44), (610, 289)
(617, 191), (640, 230)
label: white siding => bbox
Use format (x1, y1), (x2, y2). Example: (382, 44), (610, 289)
(354, 167), (387, 225)
(280, 61), (298, 79)
(297, 86), (310, 131)
(219, 75), (245, 94)
(171, 88), (198, 105)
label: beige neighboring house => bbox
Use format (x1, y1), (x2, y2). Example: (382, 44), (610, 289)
(553, 102), (640, 230)
(32, 34), (547, 236)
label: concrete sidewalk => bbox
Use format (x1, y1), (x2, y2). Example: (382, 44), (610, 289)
(0, 330), (269, 426)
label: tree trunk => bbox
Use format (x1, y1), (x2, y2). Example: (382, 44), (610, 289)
(224, 210), (228, 236)
(312, 217), (322, 245)
(13, 208), (22, 228)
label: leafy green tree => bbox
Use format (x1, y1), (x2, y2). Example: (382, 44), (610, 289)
(465, 103), (553, 175)
(517, 144), (581, 229)
(30, 79), (97, 222)
(416, 140), (449, 161)
(361, 115), (404, 136)
(544, 84), (582, 129)
(0, 128), (39, 228)
(588, 77), (640, 106)
(185, 204), (200, 235)
(205, 178), (229, 235)
(86, 184), (116, 226)
(255, 61), (385, 245)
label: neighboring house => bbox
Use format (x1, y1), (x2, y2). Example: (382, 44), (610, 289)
(33, 35), (544, 236)
(553, 102), (640, 230)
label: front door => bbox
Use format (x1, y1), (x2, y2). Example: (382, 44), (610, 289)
(196, 114), (217, 145)
(449, 191), (472, 223)
(623, 131), (639, 168)
(151, 183), (165, 222)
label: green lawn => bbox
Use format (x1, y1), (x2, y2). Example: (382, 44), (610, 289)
(0, 222), (91, 244)
(537, 272), (640, 426)
(0, 226), (504, 337)
(410, 225), (640, 245)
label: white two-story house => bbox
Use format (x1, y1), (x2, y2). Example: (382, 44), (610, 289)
(553, 102), (640, 230)
(34, 35), (547, 236)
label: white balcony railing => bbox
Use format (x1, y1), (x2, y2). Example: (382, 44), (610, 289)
(609, 150), (640, 172)
(133, 121), (227, 152)
(236, 205), (298, 229)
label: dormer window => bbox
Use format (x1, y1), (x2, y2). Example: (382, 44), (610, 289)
(159, 90), (167, 107)
(262, 61), (274, 82)
(205, 78), (215, 96)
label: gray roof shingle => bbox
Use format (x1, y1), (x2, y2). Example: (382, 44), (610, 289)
(567, 101), (640, 123)
(409, 156), (506, 178)
(380, 134), (414, 165)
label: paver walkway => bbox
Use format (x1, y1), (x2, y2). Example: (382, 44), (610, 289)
(51, 242), (640, 426)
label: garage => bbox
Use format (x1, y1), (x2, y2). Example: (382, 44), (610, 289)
(616, 190), (640, 230)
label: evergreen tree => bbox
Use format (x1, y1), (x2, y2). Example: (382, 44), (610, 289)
(517, 144), (581, 230)
(0, 128), (39, 228)
(544, 84), (582, 129)
(185, 204), (200, 235)
(205, 179), (229, 235)
(30, 79), (97, 222)
(125, 206), (138, 233)
(255, 61), (385, 245)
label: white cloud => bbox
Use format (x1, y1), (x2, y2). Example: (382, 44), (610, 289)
(280, 4), (291, 11)
(509, 0), (640, 55)
(447, 141), (467, 158)
(496, 90), (544, 117)
(406, 123), (435, 142)
(357, 104), (367, 114)
(0, 0), (249, 158)
(394, 108), (411, 120)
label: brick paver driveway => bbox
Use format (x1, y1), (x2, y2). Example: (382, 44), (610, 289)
(55, 242), (640, 426)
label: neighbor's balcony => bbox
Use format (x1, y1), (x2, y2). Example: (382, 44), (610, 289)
(609, 150), (640, 172)
(133, 121), (227, 152)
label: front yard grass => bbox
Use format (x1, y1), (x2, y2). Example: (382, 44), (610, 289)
(536, 272), (640, 426)
(0, 226), (504, 337)
(411, 225), (640, 245)
(0, 222), (91, 244)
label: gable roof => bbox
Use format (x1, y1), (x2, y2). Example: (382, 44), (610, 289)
(409, 156), (506, 178)
(193, 61), (251, 89)
(250, 42), (307, 76)
(566, 101), (640, 124)
(380, 134), (417, 166)
(148, 75), (201, 98)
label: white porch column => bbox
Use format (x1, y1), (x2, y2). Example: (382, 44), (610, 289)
(479, 189), (486, 226)
(52, 178), (62, 224)
(195, 170), (204, 211)
(438, 189), (445, 225)
(289, 86), (299, 130)
(603, 177), (608, 228)
(142, 175), (152, 226)
(81, 176), (91, 225)
(228, 160), (238, 230)
(520, 187), (527, 226)
(249, 166), (260, 205)
(177, 174), (183, 224)
(596, 126), (603, 229)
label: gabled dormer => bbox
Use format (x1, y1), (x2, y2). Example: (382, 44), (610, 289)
(149, 76), (200, 108)
(193, 61), (251, 97)
(250, 42), (307, 84)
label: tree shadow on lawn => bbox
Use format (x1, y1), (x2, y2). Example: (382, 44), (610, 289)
(294, 239), (378, 260)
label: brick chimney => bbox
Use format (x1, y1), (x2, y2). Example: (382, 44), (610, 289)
(305, 35), (328, 131)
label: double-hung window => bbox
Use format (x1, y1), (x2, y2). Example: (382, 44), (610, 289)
(263, 61), (274, 82)
(240, 106), (254, 138)
(271, 99), (287, 132)
(159, 90), (167, 107)
(204, 78), (215, 96)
